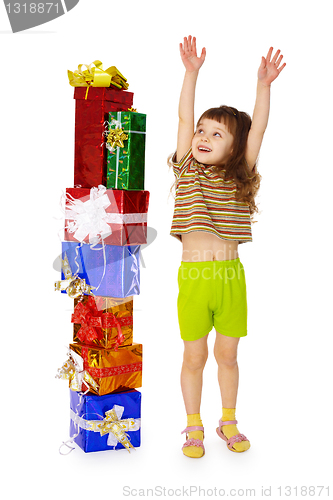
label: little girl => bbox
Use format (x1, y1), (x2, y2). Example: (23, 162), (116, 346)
(169, 36), (285, 458)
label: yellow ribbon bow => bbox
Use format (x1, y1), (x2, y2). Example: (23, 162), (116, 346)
(54, 253), (95, 299)
(56, 350), (99, 394)
(68, 60), (128, 90)
(97, 406), (136, 452)
(107, 128), (128, 150)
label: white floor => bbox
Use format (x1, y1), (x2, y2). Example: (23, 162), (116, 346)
(2, 2), (332, 498)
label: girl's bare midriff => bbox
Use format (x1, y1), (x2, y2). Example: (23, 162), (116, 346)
(181, 232), (239, 262)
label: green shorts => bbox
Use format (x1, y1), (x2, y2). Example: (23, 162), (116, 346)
(177, 258), (248, 341)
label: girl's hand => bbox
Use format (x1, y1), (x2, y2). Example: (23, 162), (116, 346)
(258, 47), (286, 86)
(180, 35), (206, 72)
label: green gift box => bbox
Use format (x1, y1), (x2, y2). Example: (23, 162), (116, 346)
(106, 111), (146, 190)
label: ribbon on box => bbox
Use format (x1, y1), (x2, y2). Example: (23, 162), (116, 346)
(107, 128), (128, 150)
(65, 185), (113, 245)
(102, 314), (133, 351)
(62, 185), (145, 295)
(55, 349), (100, 394)
(70, 404), (141, 452)
(65, 185), (147, 244)
(68, 60), (128, 98)
(81, 346), (142, 378)
(56, 347), (142, 391)
(103, 113), (146, 188)
(71, 298), (104, 343)
(62, 186), (111, 293)
(72, 296), (131, 350)
(54, 252), (95, 299)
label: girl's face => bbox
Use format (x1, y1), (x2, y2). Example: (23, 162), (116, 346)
(192, 118), (234, 166)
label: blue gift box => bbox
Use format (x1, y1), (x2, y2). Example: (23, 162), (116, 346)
(61, 241), (140, 297)
(70, 389), (141, 453)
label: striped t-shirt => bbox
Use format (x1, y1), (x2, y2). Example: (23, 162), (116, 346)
(170, 148), (252, 244)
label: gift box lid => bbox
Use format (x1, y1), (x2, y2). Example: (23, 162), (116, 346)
(65, 187), (150, 215)
(71, 387), (141, 412)
(74, 87), (134, 104)
(70, 341), (143, 360)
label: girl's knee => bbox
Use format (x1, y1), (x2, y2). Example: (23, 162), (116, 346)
(214, 344), (238, 367)
(183, 349), (208, 372)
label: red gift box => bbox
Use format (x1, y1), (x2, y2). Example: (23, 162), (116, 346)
(72, 295), (134, 350)
(65, 186), (149, 246)
(74, 88), (134, 188)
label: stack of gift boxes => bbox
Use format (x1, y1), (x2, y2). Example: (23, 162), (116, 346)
(55, 65), (149, 454)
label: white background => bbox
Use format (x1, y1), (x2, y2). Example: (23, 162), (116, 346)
(1, 0), (333, 498)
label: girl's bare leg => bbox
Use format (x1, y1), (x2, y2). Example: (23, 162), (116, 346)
(181, 335), (209, 414)
(180, 335), (208, 458)
(214, 333), (239, 407)
(214, 332), (250, 452)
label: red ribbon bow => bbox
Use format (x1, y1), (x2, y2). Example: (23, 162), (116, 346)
(71, 297), (103, 343)
(71, 296), (128, 350)
(102, 313), (124, 350)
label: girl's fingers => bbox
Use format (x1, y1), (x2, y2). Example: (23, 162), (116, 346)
(266, 46), (273, 62)
(181, 35), (204, 59)
(188, 35), (195, 55)
(276, 54), (283, 68)
(277, 62), (286, 74)
(187, 35), (192, 53)
(260, 56), (266, 69)
(272, 49), (281, 64)
(264, 47), (286, 74)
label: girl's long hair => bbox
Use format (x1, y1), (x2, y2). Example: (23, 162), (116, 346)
(169, 105), (262, 222)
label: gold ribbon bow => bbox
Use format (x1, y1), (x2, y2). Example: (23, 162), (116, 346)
(97, 406), (136, 452)
(107, 128), (128, 150)
(54, 253), (95, 299)
(56, 351), (99, 393)
(69, 404), (140, 452)
(68, 60), (128, 90)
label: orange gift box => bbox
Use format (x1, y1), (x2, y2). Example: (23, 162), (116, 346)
(69, 342), (142, 396)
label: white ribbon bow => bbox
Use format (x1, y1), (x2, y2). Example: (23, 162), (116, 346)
(66, 185), (114, 245)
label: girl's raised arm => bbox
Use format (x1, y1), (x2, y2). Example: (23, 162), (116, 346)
(176, 36), (206, 162)
(246, 47), (286, 171)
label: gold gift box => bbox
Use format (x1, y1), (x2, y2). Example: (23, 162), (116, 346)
(72, 295), (134, 349)
(69, 342), (142, 396)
